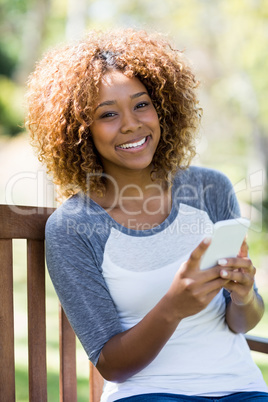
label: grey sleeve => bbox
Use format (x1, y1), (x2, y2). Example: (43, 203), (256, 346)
(45, 212), (122, 365)
(174, 167), (241, 223)
(202, 168), (241, 223)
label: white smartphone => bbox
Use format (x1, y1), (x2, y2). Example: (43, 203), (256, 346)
(200, 217), (250, 270)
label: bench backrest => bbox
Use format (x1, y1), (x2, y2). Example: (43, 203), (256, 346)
(0, 204), (267, 401)
(0, 204), (104, 402)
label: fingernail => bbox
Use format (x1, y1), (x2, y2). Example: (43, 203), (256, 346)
(221, 270), (228, 278)
(203, 237), (212, 245)
(218, 258), (228, 265)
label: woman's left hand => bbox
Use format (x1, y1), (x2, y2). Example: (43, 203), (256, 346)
(218, 239), (256, 306)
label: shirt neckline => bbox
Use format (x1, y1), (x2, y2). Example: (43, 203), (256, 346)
(80, 186), (179, 237)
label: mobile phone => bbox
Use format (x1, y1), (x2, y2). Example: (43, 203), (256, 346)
(200, 217), (250, 270)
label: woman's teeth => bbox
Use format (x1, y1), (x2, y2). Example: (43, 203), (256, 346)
(118, 137), (146, 149)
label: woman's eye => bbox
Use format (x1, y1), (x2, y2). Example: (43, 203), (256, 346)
(135, 102), (149, 109)
(100, 112), (116, 119)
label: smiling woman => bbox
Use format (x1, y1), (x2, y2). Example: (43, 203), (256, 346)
(26, 29), (199, 199)
(26, 28), (268, 402)
(90, 71), (161, 177)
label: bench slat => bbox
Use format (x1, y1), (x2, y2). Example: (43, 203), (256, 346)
(0, 239), (16, 402)
(27, 239), (47, 401)
(89, 362), (104, 402)
(0, 204), (54, 240)
(59, 306), (78, 402)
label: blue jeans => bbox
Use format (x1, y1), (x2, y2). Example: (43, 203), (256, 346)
(115, 392), (268, 401)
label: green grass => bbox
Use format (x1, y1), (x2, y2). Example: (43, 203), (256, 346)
(12, 239), (268, 400)
(15, 366), (90, 402)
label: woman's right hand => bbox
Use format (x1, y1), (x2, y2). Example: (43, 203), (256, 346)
(165, 238), (229, 321)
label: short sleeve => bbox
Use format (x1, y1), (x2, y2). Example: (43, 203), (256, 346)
(173, 167), (241, 223)
(45, 209), (122, 365)
(214, 172), (241, 221)
(200, 168), (241, 223)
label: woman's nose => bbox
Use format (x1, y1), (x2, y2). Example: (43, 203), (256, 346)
(120, 112), (142, 134)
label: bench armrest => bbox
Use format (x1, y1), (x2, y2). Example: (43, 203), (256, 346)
(245, 334), (268, 354)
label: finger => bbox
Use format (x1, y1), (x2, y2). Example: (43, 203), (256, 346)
(219, 268), (254, 285)
(189, 277), (228, 307)
(201, 277), (229, 294)
(198, 264), (228, 282)
(238, 238), (248, 258)
(203, 278), (230, 301)
(187, 237), (212, 269)
(217, 257), (254, 271)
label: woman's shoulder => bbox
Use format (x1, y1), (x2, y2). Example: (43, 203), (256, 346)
(172, 166), (239, 222)
(46, 193), (81, 224)
(45, 193), (102, 237)
(173, 165), (234, 190)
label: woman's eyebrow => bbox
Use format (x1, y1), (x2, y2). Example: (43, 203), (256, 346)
(95, 92), (148, 111)
(95, 100), (116, 111)
(130, 91), (148, 99)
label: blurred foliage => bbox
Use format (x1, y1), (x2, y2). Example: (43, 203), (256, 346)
(0, 0), (267, 225)
(0, 76), (24, 136)
(0, 0), (29, 75)
(1, 0), (267, 136)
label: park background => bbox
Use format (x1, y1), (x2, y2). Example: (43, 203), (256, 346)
(0, 0), (267, 400)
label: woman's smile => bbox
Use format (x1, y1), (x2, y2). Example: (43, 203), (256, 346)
(90, 71), (161, 176)
(116, 135), (150, 151)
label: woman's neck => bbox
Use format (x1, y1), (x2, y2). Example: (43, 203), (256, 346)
(89, 166), (173, 230)
(91, 166), (168, 211)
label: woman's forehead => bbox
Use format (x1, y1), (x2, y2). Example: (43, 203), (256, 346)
(98, 71), (147, 98)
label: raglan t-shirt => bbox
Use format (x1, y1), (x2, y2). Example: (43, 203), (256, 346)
(45, 166), (268, 401)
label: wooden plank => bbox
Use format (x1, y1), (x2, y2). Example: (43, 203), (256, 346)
(89, 362), (104, 402)
(0, 239), (16, 402)
(246, 335), (268, 354)
(27, 239), (47, 401)
(0, 204), (55, 240)
(59, 305), (77, 402)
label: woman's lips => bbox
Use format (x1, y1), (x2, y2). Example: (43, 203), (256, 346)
(116, 136), (149, 151)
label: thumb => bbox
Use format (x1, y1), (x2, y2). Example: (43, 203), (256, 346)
(186, 237), (212, 270)
(237, 237), (248, 258)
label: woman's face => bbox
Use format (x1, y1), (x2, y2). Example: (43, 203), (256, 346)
(90, 70), (161, 178)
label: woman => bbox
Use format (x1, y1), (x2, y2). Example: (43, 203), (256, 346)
(26, 29), (268, 401)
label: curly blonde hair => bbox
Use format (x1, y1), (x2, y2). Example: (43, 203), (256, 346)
(26, 28), (201, 198)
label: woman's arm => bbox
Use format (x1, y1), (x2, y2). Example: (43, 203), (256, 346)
(97, 238), (229, 382)
(219, 240), (265, 333)
(225, 289), (264, 333)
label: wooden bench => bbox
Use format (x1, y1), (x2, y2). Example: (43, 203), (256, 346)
(0, 204), (267, 401)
